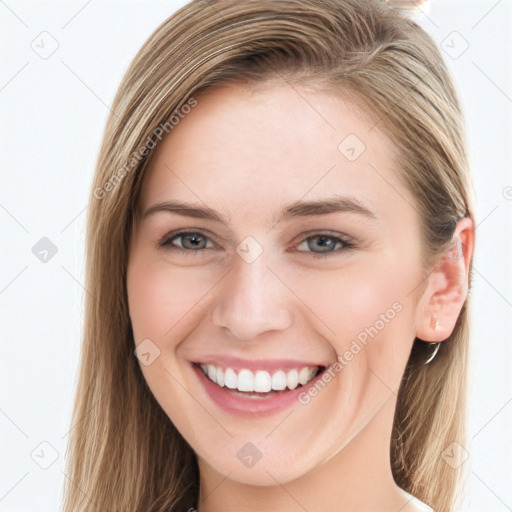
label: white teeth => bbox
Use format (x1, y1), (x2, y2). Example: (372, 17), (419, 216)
(271, 370), (287, 391)
(215, 366), (224, 387)
(286, 369), (299, 390)
(237, 369), (254, 392)
(254, 370), (272, 392)
(298, 367), (312, 385)
(207, 364), (217, 383)
(198, 363), (321, 393)
(224, 367), (237, 389)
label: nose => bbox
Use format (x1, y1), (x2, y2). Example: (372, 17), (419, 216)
(210, 251), (293, 341)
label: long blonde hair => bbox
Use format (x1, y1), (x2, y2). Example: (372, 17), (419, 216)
(62, 1), (475, 510)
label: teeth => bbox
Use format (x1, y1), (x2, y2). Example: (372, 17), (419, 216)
(271, 370), (287, 391)
(286, 369), (299, 390)
(237, 369), (254, 392)
(298, 367), (311, 385)
(207, 364), (217, 383)
(254, 370), (272, 392)
(224, 367), (237, 389)
(215, 366), (224, 387)
(198, 363), (320, 393)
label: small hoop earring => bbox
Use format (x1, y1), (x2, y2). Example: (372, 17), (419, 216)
(424, 342), (441, 365)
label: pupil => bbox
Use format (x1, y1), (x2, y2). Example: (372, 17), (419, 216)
(310, 236), (333, 253)
(185, 234), (205, 249)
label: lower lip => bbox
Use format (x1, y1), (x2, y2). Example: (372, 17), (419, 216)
(192, 363), (324, 418)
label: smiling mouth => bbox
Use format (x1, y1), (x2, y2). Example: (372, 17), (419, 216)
(195, 362), (326, 396)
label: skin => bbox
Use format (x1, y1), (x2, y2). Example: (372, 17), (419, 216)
(126, 81), (474, 512)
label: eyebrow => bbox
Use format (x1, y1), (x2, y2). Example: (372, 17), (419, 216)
(141, 195), (378, 226)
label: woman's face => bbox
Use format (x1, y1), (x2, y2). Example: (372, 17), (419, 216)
(127, 82), (428, 485)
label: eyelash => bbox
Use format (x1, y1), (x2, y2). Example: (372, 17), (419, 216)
(158, 229), (356, 260)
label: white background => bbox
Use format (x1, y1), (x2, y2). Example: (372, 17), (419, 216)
(1, 1), (511, 510)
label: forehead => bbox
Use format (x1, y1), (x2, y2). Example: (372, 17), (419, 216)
(137, 82), (408, 226)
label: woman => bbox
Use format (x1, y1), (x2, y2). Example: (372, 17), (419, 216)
(62, 1), (476, 511)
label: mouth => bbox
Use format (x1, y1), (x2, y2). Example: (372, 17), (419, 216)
(194, 362), (326, 398)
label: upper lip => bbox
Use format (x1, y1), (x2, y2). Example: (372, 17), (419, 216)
(192, 355), (327, 372)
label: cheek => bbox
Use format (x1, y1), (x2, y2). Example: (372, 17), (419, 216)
(126, 255), (211, 427)
(289, 259), (418, 382)
(127, 256), (213, 343)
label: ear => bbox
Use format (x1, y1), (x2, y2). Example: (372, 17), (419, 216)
(415, 217), (475, 343)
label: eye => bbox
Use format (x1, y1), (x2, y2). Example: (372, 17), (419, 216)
(295, 232), (355, 259)
(159, 230), (215, 255)
(158, 230), (356, 259)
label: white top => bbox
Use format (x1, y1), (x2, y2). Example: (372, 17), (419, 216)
(404, 491), (435, 512)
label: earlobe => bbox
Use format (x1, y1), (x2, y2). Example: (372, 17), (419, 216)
(429, 316), (440, 331)
(416, 217), (474, 343)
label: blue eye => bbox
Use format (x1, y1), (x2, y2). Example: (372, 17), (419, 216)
(159, 230), (355, 259)
(297, 233), (355, 259)
(159, 231), (214, 255)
